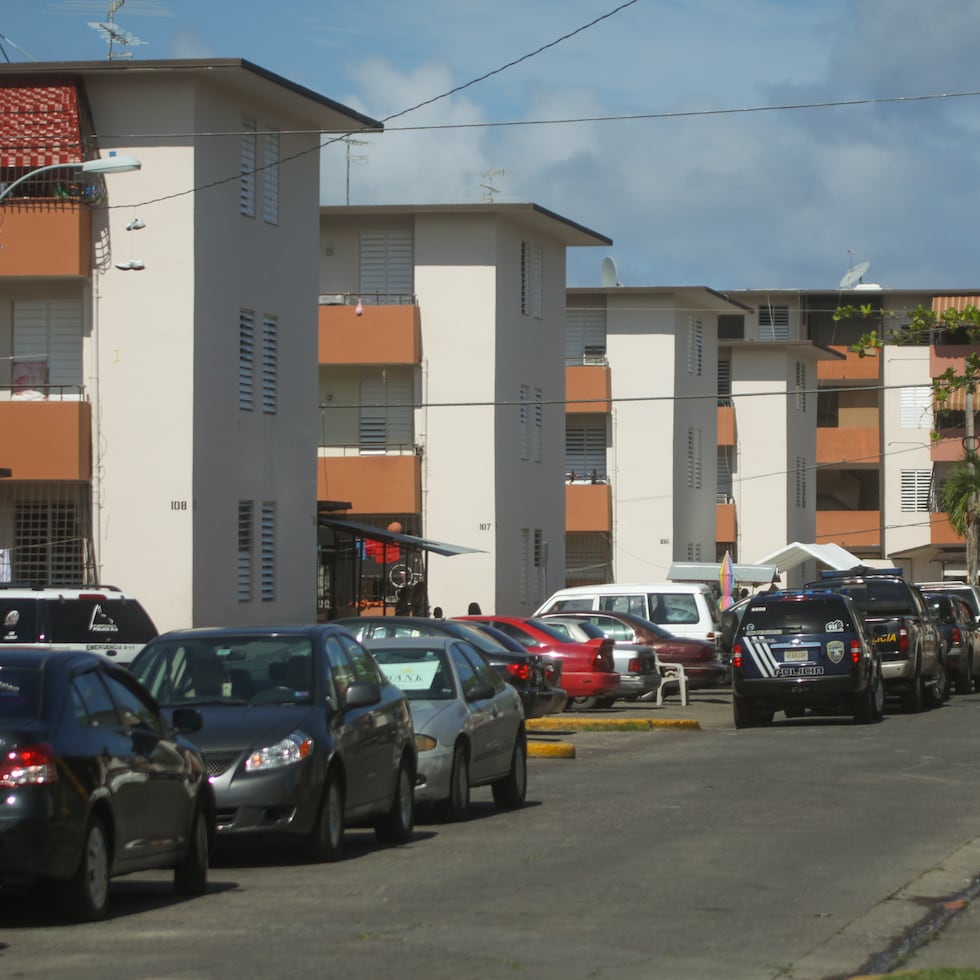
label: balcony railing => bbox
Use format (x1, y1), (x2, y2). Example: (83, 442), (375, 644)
(318, 292), (417, 307)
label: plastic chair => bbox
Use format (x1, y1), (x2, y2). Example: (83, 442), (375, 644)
(656, 657), (689, 706)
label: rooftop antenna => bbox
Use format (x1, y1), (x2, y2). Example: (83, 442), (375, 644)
(342, 136), (369, 206)
(480, 168), (506, 203)
(53, 0), (174, 59)
(88, 1), (147, 59)
(600, 256), (622, 287)
(0, 32), (37, 62)
(839, 253), (871, 290)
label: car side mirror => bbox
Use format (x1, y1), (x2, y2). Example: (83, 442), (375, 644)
(171, 706), (203, 735)
(345, 681), (381, 709)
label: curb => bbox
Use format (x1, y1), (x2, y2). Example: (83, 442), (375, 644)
(528, 742), (576, 759)
(527, 717), (702, 732)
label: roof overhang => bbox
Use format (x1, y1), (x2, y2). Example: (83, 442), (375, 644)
(755, 542), (863, 572)
(318, 517), (484, 557)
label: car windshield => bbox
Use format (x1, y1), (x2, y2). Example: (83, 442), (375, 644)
(827, 580), (913, 616)
(132, 636), (315, 706)
(0, 664), (40, 718)
(370, 647), (455, 701)
(740, 598), (856, 636)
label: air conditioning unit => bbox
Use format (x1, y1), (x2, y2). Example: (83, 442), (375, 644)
(318, 294), (346, 306)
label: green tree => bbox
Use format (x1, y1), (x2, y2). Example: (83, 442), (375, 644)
(940, 453), (980, 536)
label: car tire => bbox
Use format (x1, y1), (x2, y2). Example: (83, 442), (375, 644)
(434, 743), (470, 822)
(901, 664), (924, 714)
(375, 757), (415, 845)
(303, 768), (345, 863)
(174, 801), (209, 895)
(492, 730), (527, 810)
(593, 697), (617, 709)
(926, 659), (949, 709)
(854, 664), (884, 725)
(955, 652), (973, 695)
(784, 705), (806, 719)
(733, 696), (762, 729)
(59, 814), (110, 922)
(571, 696), (598, 710)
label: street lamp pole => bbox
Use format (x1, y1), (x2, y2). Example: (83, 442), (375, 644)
(0, 154), (141, 204)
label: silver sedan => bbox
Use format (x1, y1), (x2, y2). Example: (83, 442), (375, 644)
(366, 636), (527, 821)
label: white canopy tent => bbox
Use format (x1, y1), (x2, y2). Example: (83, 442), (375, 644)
(755, 542), (863, 574)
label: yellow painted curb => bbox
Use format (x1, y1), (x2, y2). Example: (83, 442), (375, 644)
(528, 741), (576, 759)
(527, 717), (701, 732)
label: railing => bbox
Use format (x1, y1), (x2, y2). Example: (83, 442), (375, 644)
(318, 442), (421, 456)
(0, 382), (86, 401)
(0, 168), (106, 205)
(564, 348), (609, 366)
(566, 469), (608, 484)
(317, 292), (417, 307)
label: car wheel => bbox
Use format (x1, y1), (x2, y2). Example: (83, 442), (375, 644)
(926, 659), (949, 709)
(784, 705), (806, 719)
(492, 730), (527, 810)
(174, 802), (209, 895)
(571, 696), (598, 710)
(854, 664), (884, 725)
(59, 815), (110, 922)
(733, 696), (759, 729)
(955, 653), (973, 695)
(375, 757), (415, 845)
(303, 768), (345, 862)
(435, 743), (470, 822)
(593, 697), (617, 709)
(901, 665), (924, 714)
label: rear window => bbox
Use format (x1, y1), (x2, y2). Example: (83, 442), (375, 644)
(647, 593), (701, 627)
(740, 597), (856, 636)
(0, 602), (40, 644)
(0, 664), (41, 718)
(820, 579), (913, 616)
(47, 599), (157, 644)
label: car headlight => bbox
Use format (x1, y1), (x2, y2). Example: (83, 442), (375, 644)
(414, 733), (438, 752)
(244, 731), (314, 771)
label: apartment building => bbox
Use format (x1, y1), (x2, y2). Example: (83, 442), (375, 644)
(563, 284), (753, 585)
(316, 203), (610, 618)
(0, 59), (379, 631)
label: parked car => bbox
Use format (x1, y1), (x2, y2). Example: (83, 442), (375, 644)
(0, 583), (158, 665)
(541, 609), (730, 690)
(335, 616), (567, 718)
(918, 581), (980, 625)
(0, 648), (213, 921)
(732, 590), (885, 727)
(535, 614), (661, 706)
(534, 582), (721, 644)
(923, 591), (980, 694)
(806, 567), (946, 712)
(455, 615), (620, 708)
(129, 625), (417, 863)
(365, 636), (527, 821)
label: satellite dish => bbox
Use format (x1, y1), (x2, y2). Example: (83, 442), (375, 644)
(839, 259), (871, 289)
(600, 256), (622, 287)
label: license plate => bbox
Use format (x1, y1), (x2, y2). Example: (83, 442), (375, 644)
(783, 649), (808, 662)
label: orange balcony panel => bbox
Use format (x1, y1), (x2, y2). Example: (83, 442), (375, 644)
(718, 405), (735, 446)
(565, 365), (610, 414)
(0, 204), (91, 278)
(816, 346), (881, 382)
(0, 401), (91, 479)
(317, 454), (420, 513)
(932, 436), (968, 462)
(565, 483), (611, 532)
(930, 346), (974, 375)
(716, 502), (736, 542)
(817, 427), (879, 465)
(318, 305), (421, 365)
(816, 510), (881, 550)
(930, 512), (964, 546)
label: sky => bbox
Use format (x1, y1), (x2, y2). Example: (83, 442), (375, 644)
(3, 0), (980, 290)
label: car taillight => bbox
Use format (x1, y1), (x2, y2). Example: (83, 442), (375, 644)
(850, 639), (862, 663)
(0, 743), (57, 787)
(593, 649), (614, 672)
(952, 627), (962, 645)
(628, 657), (642, 673)
(732, 643), (743, 669)
(506, 662), (531, 683)
(898, 627), (910, 653)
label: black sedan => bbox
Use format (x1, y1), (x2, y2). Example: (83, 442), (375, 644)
(0, 648), (213, 921)
(130, 625), (417, 862)
(334, 616), (567, 718)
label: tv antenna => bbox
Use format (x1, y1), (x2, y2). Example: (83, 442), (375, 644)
(342, 136), (369, 206)
(839, 253), (871, 289)
(480, 168), (507, 203)
(53, 0), (173, 59)
(0, 32), (37, 62)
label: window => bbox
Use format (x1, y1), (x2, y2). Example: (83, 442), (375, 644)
(240, 116), (256, 217)
(71, 670), (119, 728)
(717, 359), (732, 400)
(521, 241), (543, 319)
(519, 528), (529, 603)
(532, 388), (543, 463)
(261, 315), (278, 415)
(795, 362), (807, 412)
(13, 299), (83, 398)
(565, 532), (612, 586)
(687, 316), (703, 376)
(103, 672), (164, 734)
(796, 457), (807, 508)
(686, 542), (702, 561)
(687, 428), (702, 489)
(900, 386), (933, 429)
(759, 304), (790, 340)
(239, 309), (255, 411)
(901, 469), (931, 512)
(564, 305), (606, 363)
(717, 446), (734, 502)
(260, 502), (276, 601)
(359, 231), (414, 304)
(358, 370), (414, 451)
(238, 501), (253, 602)
(519, 385), (529, 461)
(262, 126), (279, 225)
(14, 496), (86, 586)
(566, 416), (607, 482)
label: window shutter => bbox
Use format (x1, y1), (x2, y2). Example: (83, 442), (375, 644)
(261, 315), (278, 415)
(13, 299), (83, 394)
(240, 117), (256, 217)
(359, 231), (414, 304)
(262, 127), (279, 225)
(564, 306), (606, 362)
(901, 469), (931, 511)
(566, 419), (607, 479)
(239, 310), (255, 411)
(759, 304), (789, 340)
(260, 502), (276, 601)
(900, 386), (933, 429)
(717, 359), (732, 399)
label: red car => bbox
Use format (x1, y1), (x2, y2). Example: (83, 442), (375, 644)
(540, 610), (730, 690)
(456, 616), (620, 707)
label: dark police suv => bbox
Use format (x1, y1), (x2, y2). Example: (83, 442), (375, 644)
(732, 589), (884, 728)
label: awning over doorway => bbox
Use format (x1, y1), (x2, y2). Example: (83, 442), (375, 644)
(317, 517), (484, 557)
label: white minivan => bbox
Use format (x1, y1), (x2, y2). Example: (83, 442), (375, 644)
(534, 582), (721, 644)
